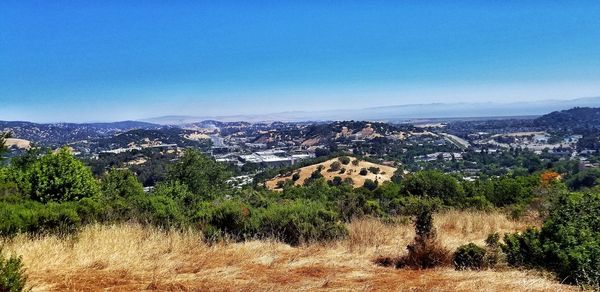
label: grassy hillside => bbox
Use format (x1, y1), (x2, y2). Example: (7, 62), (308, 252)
(1, 211), (572, 291)
(266, 157), (397, 190)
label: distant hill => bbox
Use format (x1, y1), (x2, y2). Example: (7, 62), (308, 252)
(0, 120), (161, 147)
(145, 96), (600, 125)
(534, 107), (600, 132)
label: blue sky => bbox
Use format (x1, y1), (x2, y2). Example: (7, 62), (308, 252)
(2, 1), (600, 122)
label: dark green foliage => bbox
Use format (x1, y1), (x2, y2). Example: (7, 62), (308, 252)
(329, 161), (342, 172)
(453, 243), (486, 270)
(195, 200), (254, 240)
(0, 132), (10, 162)
(27, 148), (99, 202)
(127, 194), (186, 228)
(363, 179), (378, 191)
(541, 193), (600, 286)
(167, 149), (231, 198)
(359, 168), (368, 176)
(196, 199), (347, 246)
(501, 193), (600, 286)
(414, 206), (435, 239)
(329, 176), (343, 186)
(255, 200), (347, 246)
(368, 167), (380, 174)
(100, 169), (144, 200)
(338, 156), (351, 165)
(0, 199), (84, 235)
(401, 170), (465, 205)
(304, 170), (323, 185)
(291, 172), (301, 181)
(0, 249), (27, 292)
(502, 228), (545, 267)
(566, 168), (600, 190)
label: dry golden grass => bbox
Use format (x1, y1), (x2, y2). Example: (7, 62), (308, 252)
(265, 157), (397, 190)
(1, 211), (572, 291)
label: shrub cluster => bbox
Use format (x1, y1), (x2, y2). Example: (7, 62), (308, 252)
(501, 193), (600, 287)
(0, 249), (27, 292)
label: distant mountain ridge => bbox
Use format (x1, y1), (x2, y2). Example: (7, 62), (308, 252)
(534, 107), (600, 131)
(144, 96), (600, 125)
(0, 120), (162, 146)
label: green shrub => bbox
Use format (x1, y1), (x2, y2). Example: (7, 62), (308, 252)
(363, 179), (378, 191)
(0, 249), (27, 292)
(256, 200), (347, 246)
(128, 194), (186, 228)
(540, 193), (600, 286)
(167, 149), (231, 198)
(329, 161), (342, 172)
(359, 168), (368, 176)
(453, 243), (486, 270)
(194, 200), (254, 240)
(501, 193), (600, 286)
(338, 156), (351, 165)
(401, 171), (465, 206)
(27, 148), (99, 202)
(0, 199), (84, 235)
(100, 169), (144, 200)
(291, 173), (301, 181)
(502, 228), (544, 267)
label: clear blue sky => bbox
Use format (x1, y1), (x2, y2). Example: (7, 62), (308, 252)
(2, 1), (600, 122)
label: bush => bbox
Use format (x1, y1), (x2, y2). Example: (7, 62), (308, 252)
(359, 168), (368, 176)
(0, 199), (84, 235)
(363, 179), (378, 191)
(167, 149), (231, 198)
(501, 193), (600, 286)
(502, 228), (544, 267)
(0, 249), (27, 292)
(368, 167), (380, 174)
(256, 200), (347, 246)
(453, 243), (486, 270)
(101, 169), (144, 200)
(401, 171), (465, 206)
(128, 194), (186, 228)
(386, 207), (451, 269)
(329, 161), (342, 172)
(27, 148), (99, 202)
(339, 156), (351, 165)
(291, 173), (301, 181)
(195, 200), (254, 240)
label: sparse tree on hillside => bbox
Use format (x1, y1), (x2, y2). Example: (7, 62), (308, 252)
(339, 156), (351, 165)
(329, 161), (342, 172)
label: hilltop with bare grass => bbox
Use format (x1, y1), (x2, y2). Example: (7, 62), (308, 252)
(265, 156), (397, 190)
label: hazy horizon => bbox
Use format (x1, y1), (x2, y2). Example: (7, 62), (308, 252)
(2, 1), (600, 122)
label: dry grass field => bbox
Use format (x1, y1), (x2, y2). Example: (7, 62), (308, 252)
(266, 157), (397, 190)
(0, 211), (574, 291)
(3, 138), (31, 150)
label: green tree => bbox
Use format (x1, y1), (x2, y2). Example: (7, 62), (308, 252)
(401, 170), (465, 205)
(0, 132), (11, 162)
(101, 169), (144, 200)
(167, 149), (231, 198)
(28, 148), (99, 202)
